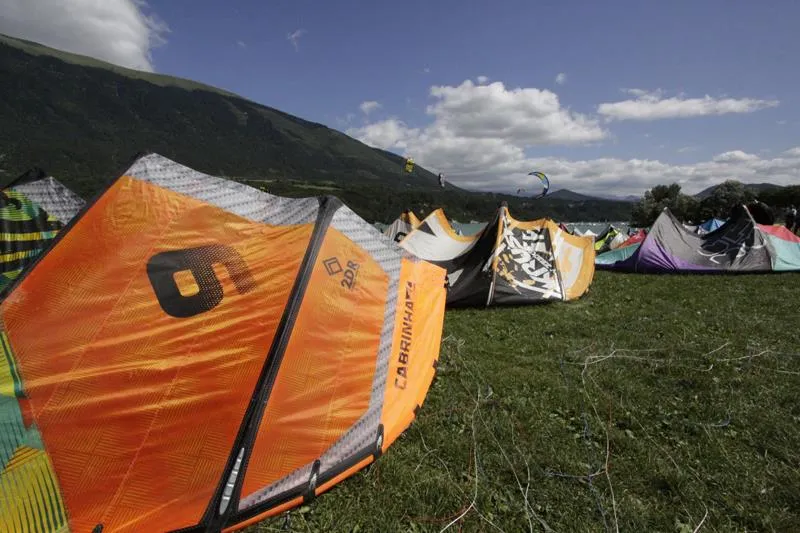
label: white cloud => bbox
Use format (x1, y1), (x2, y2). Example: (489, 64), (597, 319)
(348, 78), (799, 197)
(349, 79), (606, 179)
(287, 28), (306, 51)
(350, 118), (419, 151)
(423, 67), (431, 73)
(712, 150), (759, 163)
(237, 40), (247, 49)
(476, 75), (490, 84)
(677, 146), (699, 153)
(0, 0), (168, 71)
(555, 72), (567, 85)
(598, 89), (779, 121)
(777, 120), (788, 125)
(424, 80), (605, 145)
(359, 100), (382, 115)
(451, 147), (800, 197)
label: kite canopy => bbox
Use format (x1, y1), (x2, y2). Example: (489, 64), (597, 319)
(383, 209), (421, 242)
(568, 223), (632, 238)
(618, 229), (648, 249)
(0, 154), (447, 532)
(594, 226), (627, 254)
(696, 217), (726, 234)
(516, 171), (550, 198)
(0, 169), (85, 292)
(597, 206), (800, 273)
(399, 205), (595, 306)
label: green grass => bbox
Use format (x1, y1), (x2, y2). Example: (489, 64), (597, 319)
(250, 272), (799, 532)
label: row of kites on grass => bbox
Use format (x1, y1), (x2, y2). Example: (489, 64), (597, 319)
(0, 154), (798, 533)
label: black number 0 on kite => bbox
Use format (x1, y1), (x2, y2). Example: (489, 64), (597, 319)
(147, 244), (256, 318)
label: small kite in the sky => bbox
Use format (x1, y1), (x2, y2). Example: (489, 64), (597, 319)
(516, 171), (550, 199)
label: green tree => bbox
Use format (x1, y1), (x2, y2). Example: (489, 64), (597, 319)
(631, 183), (697, 226)
(697, 180), (755, 220)
(758, 185), (800, 211)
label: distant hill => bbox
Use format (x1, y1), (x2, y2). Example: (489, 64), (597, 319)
(594, 194), (641, 203)
(695, 182), (784, 199)
(0, 33), (635, 223)
(0, 34), (448, 194)
(546, 189), (597, 201)
(0, 34), (241, 97)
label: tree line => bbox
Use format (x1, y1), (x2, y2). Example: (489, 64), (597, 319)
(630, 180), (800, 227)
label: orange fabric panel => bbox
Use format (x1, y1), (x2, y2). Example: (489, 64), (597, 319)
(401, 210), (421, 228)
(429, 209), (474, 242)
(1, 176), (312, 532)
(240, 228), (387, 500)
(503, 211), (542, 231)
(381, 258), (446, 447)
(549, 222), (595, 300)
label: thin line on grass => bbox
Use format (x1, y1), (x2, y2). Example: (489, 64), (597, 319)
(558, 355), (612, 533)
(413, 425), (464, 492)
(693, 506), (709, 532)
(769, 368), (800, 375)
(718, 350), (770, 362)
(575, 348), (734, 533)
(476, 408), (554, 532)
(703, 342), (731, 357)
(602, 400), (619, 533)
(426, 337), (507, 532)
(581, 358), (721, 533)
(583, 372), (619, 533)
(439, 389), (482, 532)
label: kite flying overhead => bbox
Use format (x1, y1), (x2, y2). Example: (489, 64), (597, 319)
(516, 171), (550, 199)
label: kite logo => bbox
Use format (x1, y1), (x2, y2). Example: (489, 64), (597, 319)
(394, 280), (415, 390)
(147, 244), (256, 318)
(697, 220), (765, 265)
(322, 256), (360, 290)
(495, 220), (561, 299)
(341, 260), (360, 290)
(323, 257), (343, 276)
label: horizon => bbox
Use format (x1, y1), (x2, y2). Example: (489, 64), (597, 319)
(1, 1), (798, 197)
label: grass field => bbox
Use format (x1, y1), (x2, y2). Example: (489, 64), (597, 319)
(252, 271), (799, 532)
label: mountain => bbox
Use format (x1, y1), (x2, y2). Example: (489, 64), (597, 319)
(694, 182), (784, 199)
(0, 34), (448, 193)
(0, 33), (634, 223)
(545, 189), (641, 203)
(546, 189), (597, 201)
(593, 194), (641, 203)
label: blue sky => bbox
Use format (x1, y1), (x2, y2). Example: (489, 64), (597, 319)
(2, 0), (798, 195)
